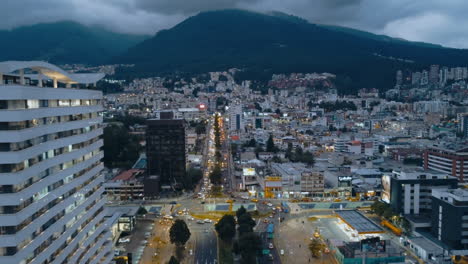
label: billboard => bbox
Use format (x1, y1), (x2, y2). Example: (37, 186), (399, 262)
(381, 174), (391, 204)
(243, 168), (256, 176)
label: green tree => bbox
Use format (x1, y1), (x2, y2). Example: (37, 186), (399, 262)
(266, 135), (277, 153)
(309, 239), (325, 257)
(137, 207), (147, 215)
(371, 201), (388, 217)
(237, 213), (256, 235)
(168, 256), (179, 264)
(236, 206), (247, 219)
(383, 207), (395, 219)
(215, 215), (236, 242)
(254, 146), (264, 157)
(238, 233), (262, 264)
(271, 156), (282, 163)
(169, 220), (191, 247)
(244, 138), (257, 148)
(378, 145), (385, 154)
(103, 124), (143, 168)
(301, 151), (315, 167)
(185, 168), (203, 190)
(293, 147), (303, 162)
(209, 166), (222, 185)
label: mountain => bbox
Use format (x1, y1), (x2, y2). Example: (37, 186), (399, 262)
(0, 21), (148, 65)
(116, 9), (468, 92)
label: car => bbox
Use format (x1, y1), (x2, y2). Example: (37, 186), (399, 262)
(204, 219), (212, 223)
(201, 201), (206, 204)
(118, 237), (130, 243)
(144, 232), (151, 238)
(263, 219), (269, 223)
(170, 201), (177, 205)
(269, 243), (274, 249)
(197, 220), (205, 224)
(204, 229), (209, 233)
(189, 249), (193, 256)
(268, 253), (274, 260)
(269, 215), (273, 218)
(267, 203), (273, 207)
(280, 249), (284, 256)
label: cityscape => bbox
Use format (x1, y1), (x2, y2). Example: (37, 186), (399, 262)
(2, 2), (468, 264)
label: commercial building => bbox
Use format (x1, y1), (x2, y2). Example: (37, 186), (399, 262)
(104, 169), (144, 201)
(270, 162), (324, 197)
(0, 61), (113, 263)
(382, 169), (458, 215)
(431, 188), (468, 255)
(423, 144), (468, 182)
(458, 113), (468, 138)
(145, 112), (186, 196)
(329, 238), (405, 264)
(229, 103), (244, 132)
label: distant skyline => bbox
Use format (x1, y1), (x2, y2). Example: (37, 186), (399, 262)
(3, 0), (468, 48)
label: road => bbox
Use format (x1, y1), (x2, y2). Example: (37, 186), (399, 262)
(189, 222), (218, 264)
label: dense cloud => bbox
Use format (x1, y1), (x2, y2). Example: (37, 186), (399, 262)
(1, 0), (468, 48)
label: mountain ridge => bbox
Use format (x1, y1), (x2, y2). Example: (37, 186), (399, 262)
(115, 9), (468, 91)
(0, 21), (148, 65)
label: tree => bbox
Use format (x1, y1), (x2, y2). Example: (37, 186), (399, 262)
(271, 156), (283, 163)
(378, 145), (385, 154)
(244, 138), (256, 148)
(301, 151), (315, 167)
(215, 215), (236, 242)
(275, 108), (282, 115)
(254, 146), (264, 158)
(293, 147), (303, 162)
(169, 220), (191, 247)
(185, 168), (203, 190)
(383, 207), (395, 219)
(209, 166), (222, 185)
(238, 233), (262, 264)
(266, 135), (277, 153)
(232, 241), (240, 255)
(103, 124), (143, 168)
(237, 213), (256, 235)
(309, 239), (325, 257)
(371, 201), (388, 217)
(168, 256), (179, 264)
(236, 206), (247, 219)
(195, 122), (206, 135)
(137, 207), (147, 215)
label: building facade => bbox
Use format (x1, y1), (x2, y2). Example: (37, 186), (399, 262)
(382, 169), (458, 215)
(431, 188), (468, 255)
(424, 145), (468, 182)
(0, 61), (113, 263)
(229, 103), (244, 132)
(145, 113), (186, 196)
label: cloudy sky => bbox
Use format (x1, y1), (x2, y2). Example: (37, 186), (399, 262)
(2, 0), (468, 48)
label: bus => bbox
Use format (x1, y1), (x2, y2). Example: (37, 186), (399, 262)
(267, 223), (274, 233)
(281, 201), (290, 213)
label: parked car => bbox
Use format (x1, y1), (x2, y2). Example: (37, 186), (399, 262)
(269, 243), (274, 249)
(118, 237), (130, 243)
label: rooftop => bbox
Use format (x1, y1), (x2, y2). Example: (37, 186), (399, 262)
(335, 210), (384, 234)
(0, 61), (104, 84)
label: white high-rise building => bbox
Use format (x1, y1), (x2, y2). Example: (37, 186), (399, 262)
(0, 61), (113, 264)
